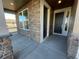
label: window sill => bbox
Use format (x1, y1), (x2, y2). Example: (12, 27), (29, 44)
(23, 29), (30, 31)
(20, 28), (30, 32)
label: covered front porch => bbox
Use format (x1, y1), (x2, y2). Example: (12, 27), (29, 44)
(10, 33), (67, 59)
(0, 0), (79, 59)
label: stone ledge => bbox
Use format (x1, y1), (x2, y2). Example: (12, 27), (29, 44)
(68, 33), (79, 59)
(0, 35), (13, 59)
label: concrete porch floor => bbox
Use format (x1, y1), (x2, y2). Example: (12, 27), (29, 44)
(10, 33), (68, 59)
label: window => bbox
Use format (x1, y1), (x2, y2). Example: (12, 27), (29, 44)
(19, 8), (29, 30)
(4, 12), (17, 32)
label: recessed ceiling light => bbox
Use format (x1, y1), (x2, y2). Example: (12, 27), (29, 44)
(58, 0), (62, 4)
(10, 3), (14, 5)
(26, 8), (28, 10)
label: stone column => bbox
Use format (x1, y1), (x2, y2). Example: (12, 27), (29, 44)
(0, 0), (13, 59)
(0, 0), (9, 35)
(68, 0), (79, 59)
(0, 35), (13, 59)
(68, 33), (79, 59)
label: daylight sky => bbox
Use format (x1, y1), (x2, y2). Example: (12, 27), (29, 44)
(4, 13), (16, 20)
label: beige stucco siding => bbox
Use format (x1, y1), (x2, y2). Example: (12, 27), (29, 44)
(73, 0), (79, 33)
(67, 0), (79, 59)
(0, 0), (9, 36)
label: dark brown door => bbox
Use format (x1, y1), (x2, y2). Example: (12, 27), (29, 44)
(54, 12), (64, 34)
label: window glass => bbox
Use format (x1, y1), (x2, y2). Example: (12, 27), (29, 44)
(4, 12), (17, 32)
(19, 9), (29, 30)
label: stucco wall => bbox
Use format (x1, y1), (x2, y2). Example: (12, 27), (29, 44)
(0, 0), (9, 36)
(16, 0), (40, 43)
(73, 0), (79, 33)
(68, 0), (78, 36)
(73, 0), (79, 59)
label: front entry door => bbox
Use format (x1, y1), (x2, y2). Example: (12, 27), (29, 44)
(53, 8), (71, 36)
(54, 12), (64, 34)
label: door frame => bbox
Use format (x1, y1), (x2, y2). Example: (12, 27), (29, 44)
(53, 7), (71, 36)
(43, 2), (50, 39)
(40, 0), (51, 43)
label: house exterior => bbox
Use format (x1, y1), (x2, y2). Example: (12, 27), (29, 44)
(16, 0), (79, 58)
(14, 0), (53, 44)
(0, 0), (79, 59)
(16, 0), (41, 43)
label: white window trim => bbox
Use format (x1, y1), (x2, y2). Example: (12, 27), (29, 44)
(53, 7), (71, 36)
(18, 8), (29, 31)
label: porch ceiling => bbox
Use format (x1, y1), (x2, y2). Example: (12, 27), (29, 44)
(46, 0), (74, 10)
(2, 0), (74, 12)
(2, 0), (31, 12)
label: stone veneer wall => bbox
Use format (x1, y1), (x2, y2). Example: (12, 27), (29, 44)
(17, 0), (40, 43)
(0, 36), (13, 59)
(29, 0), (40, 43)
(68, 33), (79, 59)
